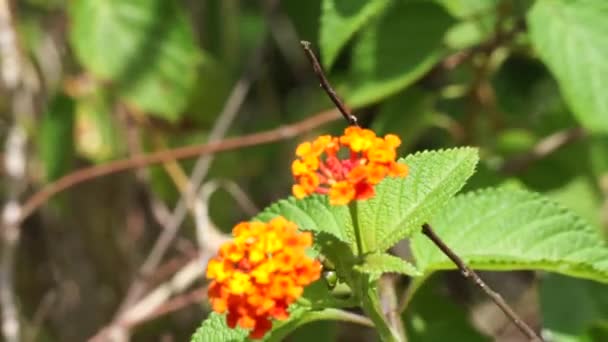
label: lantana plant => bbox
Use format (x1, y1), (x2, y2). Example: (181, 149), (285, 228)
(191, 44), (608, 342)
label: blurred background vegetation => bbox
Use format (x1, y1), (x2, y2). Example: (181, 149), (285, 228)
(1, 0), (607, 341)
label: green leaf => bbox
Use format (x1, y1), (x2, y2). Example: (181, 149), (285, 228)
(347, 1), (455, 107)
(547, 177), (602, 230)
(258, 148), (478, 255)
(190, 312), (248, 342)
(40, 94), (75, 181)
(371, 87), (436, 147)
(433, 0), (498, 18)
(319, 0), (390, 69)
(356, 147), (479, 252)
(356, 253), (421, 280)
(256, 195), (356, 250)
(70, 0), (200, 121)
(411, 188), (608, 283)
(527, 0), (608, 133)
(540, 273), (608, 342)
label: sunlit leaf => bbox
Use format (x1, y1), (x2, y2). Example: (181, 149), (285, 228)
(357, 148), (478, 251)
(356, 253), (421, 280)
(411, 188), (608, 283)
(70, 0), (200, 120)
(347, 1), (455, 107)
(528, 0), (608, 132)
(320, 0), (390, 69)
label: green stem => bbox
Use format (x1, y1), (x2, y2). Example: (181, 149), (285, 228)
(266, 308), (373, 342)
(360, 279), (405, 342)
(348, 201), (364, 255)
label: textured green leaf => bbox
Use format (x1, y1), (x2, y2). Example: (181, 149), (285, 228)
(190, 312), (248, 342)
(40, 94), (75, 181)
(411, 188), (608, 283)
(357, 253), (421, 280)
(319, 0), (390, 69)
(527, 0), (608, 132)
(357, 147), (479, 252)
(256, 195), (356, 250)
(70, 0), (200, 120)
(257, 148), (478, 254)
(191, 308), (354, 342)
(347, 1), (455, 107)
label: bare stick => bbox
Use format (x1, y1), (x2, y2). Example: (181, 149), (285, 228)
(500, 127), (585, 174)
(421, 224), (542, 341)
(300, 41), (358, 126)
(16, 108), (340, 227)
(116, 43), (265, 313)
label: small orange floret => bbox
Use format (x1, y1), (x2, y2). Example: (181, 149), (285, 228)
(328, 181), (355, 205)
(206, 217), (321, 339)
(291, 126), (408, 205)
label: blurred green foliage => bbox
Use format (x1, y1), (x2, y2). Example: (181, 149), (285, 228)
(7, 0), (608, 341)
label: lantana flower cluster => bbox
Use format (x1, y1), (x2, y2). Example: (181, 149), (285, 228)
(292, 126), (409, 205)
(206, 217), (321, 339)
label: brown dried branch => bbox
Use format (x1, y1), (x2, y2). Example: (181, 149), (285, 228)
(421, 224), (542, 341)
(500, 127), (586, 174)
(300, 41), (358, 126)
(17, 108), (341, 227)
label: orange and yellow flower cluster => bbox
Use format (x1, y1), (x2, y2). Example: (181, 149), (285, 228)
(292, 126), (409, 205)
(206, 217), (321, 339)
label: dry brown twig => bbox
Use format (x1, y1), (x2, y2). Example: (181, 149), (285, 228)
(17, 108), (341, 228)
(114, 42), (266, 316)
(500, 127), (585, 174)
(421, 224), (542, 341)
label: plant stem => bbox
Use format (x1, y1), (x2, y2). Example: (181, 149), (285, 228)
(348, 202), (364, 256)
(421, 223), (543, 342)
(379, 275), (408, 341)
(360, 280), (405, 342)
(310, 308), (375, 327)
(266, 308), (374, 342)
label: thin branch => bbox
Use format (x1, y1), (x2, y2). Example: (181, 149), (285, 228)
(500, 127), (585, 174)
(117, 40), (276, 314)
(17, 108), (341, 227)
(192, 182), (219, 250)
(379, 275), (406, 341)
(300, 41), (358, 126)
(91, 250), (218, 341)
(26, 290), (57, 342)
(421, 224), (542, 342)
(311, 308), (375, 328)
(219, 180), (259, 216)
(127, 287), (207, 328)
